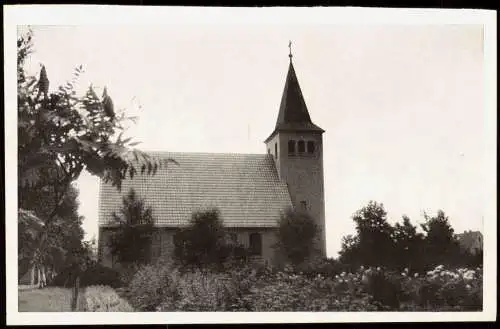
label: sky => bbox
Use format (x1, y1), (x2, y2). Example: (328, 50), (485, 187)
(20, 22), (488, 257)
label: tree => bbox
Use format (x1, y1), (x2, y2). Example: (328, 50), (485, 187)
(420, 210), (462, 268)
(337, 234), (361, 268)
(18, 184), (86, 286)
(173, 208), (231, 270)
(339, 201), (396, 268)
(392, 215), (425, 271)
(18, 209), (44, 285)
(108, 188), (155, 265)
(17, 29), (170, 286)
(275, 208), (319, 266)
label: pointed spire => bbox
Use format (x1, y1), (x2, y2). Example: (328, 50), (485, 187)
(264, 47), (324, 142)
(288, 40), (293, 62)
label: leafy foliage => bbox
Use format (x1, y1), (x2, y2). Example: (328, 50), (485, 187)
(339, 201), (395, 267)
(79, 265), (124, 289)
(122, 260), (482, 312)
(108, 188), (155, 265)
(392, 215), (425, 271)
(339, 201), (481, 271)
(83, 285), (134, 312)
(173, 208), (238, 270)
(275, 208), (319, 266)
(420, 210), (463, 268)
(126, 261), (178, 311)
(50, 262), (123, 289)
(18, 185), (87, 284)
(17, 29), (170, 286)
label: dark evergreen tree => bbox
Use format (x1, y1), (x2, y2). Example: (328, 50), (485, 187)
(109, 188), (155, 265)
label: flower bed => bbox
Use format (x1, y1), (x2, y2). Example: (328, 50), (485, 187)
(122, 264), (482, 312)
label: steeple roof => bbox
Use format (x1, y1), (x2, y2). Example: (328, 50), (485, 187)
(265, 60), (324, 143)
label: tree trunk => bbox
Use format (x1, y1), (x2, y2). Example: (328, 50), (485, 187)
(30, 265), (35, 285)
(36, 266), (41, 287)
(40, 265), (47, 288)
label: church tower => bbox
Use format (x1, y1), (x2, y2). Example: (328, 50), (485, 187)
(265, 45), (326, 257)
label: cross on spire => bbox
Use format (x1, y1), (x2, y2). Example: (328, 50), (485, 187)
(288, 40), (293, 61)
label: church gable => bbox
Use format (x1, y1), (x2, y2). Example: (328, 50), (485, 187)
(98, 152), (293, 228)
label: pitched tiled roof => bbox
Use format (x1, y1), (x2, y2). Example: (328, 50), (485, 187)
(265, 61), (324, 142)
(98, 152), (292, 228)
(457, 231), (483, 253)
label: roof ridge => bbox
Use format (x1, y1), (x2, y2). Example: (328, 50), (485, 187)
(143, 151), (271, 157)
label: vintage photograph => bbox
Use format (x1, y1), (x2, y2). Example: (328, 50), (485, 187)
(5, 5), (496, 324)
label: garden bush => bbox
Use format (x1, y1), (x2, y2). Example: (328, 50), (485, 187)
(361, 267), (403, 309)
(117, 263), (142, 287)
(50, 263), (123, 288)
(167, 270), (239, 311)
(49, 265), (80, 288)
(127, 261), (179, 311)
(295, 257), (346, 279)
(79, 264), (123, 288)
(83, 285), (134, 312)
(121, 262), (482, 312)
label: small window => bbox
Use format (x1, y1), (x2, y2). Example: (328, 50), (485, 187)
(274, 143), (277, 159)
(288, 140), (296, 154)
(229, 233), (238, 244)
(297, 140), (305, 153)
(307, 141), (315, 154)
(300, 201), (308, 211)
(267, 148), (270, 154)
(249, 233), (262, 256)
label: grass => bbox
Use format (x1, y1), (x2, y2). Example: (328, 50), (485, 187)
(18, 286), (74, 312)
(18, 285), (133, 312)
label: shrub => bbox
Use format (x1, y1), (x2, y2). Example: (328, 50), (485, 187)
(50, 263), (123, 288)
(108, 188), (155, 265)
(118, 263), (141, 287)
(361, 268), (403, 309)
(127, 262), (178, 311)
(173, 208), (230, 270)
(49, 265), (80, 288)
(239, 269), (381, 311)
(125, 262), (482, 312)
(171, 270), (238, 311)
(79, 264), (123, 288)
(295, 257), (346, 279)
(275, 208), (319, 265)
(398, 265), (483, 311)
(83, 285), (134, 312)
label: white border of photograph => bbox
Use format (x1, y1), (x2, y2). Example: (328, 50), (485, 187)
(4, 5), (497, 325)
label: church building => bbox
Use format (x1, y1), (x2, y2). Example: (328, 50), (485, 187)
(98, 49), (326, 267)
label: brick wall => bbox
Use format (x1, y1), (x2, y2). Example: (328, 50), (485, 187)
(99, 226), (281, 267)
(266, 131), (326, 257)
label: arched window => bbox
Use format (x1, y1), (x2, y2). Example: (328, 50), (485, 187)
(297, 140), (305, 153)
(249, 232), (262, 256)
(274, 143), (277, 159)
(307, 141), (315, 154)
(288, 140), (296, 154)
